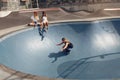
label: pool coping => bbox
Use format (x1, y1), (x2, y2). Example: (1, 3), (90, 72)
(0, 16), (120, 80)
(0, 16), (120, 38)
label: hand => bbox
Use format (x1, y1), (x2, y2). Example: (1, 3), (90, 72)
(61, 48), (64, 51)
(56, 44), (60, 46)
(61, 49), (63, 51)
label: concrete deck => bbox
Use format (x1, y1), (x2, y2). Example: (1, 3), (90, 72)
(0, 7), (120, 80)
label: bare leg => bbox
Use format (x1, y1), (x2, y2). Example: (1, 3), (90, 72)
(46, 22), (48, 30)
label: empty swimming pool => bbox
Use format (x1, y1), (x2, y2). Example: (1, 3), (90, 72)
(0, 18), (120, 79)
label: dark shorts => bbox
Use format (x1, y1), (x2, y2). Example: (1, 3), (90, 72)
(68, 43), (73, 48)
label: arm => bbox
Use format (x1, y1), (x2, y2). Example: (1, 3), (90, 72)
(57, 42), (63, 46)
(30, 16), (34, 23)
(62, 43), (69, 50)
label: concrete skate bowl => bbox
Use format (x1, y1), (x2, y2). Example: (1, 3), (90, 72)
(0, 18), (120, 79)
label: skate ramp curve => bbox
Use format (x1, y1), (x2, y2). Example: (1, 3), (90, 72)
(0, 19), (120, 79)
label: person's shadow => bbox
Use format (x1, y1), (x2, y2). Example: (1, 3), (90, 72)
(48, 51), (70, 63)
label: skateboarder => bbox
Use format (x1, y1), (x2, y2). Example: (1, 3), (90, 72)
(57, 37), (73, 53)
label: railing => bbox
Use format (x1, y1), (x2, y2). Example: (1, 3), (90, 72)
(0, 1), (7, 11)
(0, 0), (120, 11)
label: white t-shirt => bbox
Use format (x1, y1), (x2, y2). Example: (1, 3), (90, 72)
(31, 16), (39, 22)
(42, 16), (48, 23)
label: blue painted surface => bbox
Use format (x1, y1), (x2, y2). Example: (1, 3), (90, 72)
(0, 18), (120, 79)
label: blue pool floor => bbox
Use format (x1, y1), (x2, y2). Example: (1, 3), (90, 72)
(0, 20), (120, 79)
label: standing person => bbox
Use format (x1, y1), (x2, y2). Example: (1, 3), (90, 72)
(57, 37), (73, 53)
(40, 11), (48, 32)
(28, 11), (40, 28)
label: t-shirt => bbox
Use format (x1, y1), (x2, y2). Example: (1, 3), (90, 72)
(31, 16), (39, 22)
(42, 16), (48, 23)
